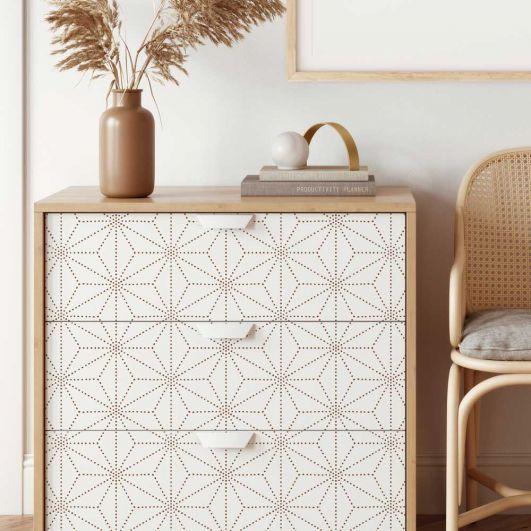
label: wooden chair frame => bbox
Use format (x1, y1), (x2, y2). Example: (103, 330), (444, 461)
(447, 148), (531, 530)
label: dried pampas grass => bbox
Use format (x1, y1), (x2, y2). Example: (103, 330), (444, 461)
(46, 0), (285, 91)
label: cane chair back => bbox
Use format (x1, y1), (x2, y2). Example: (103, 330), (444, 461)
(458, 149), (531, 313)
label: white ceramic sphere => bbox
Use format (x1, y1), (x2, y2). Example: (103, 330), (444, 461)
(271, 132), (309, 170)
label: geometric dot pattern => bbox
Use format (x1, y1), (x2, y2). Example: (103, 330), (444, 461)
(45, 213), (406, 322)
(44, 212), (407, 530)
(45, 321), (405, 433)
(45, 430), (405, 530)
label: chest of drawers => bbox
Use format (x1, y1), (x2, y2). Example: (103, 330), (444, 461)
(34, 186), (416, 530)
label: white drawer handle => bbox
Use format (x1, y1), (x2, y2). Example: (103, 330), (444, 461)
(196, 214), (254, 230)
(196, 431), (254, 449)
(195, 323), (254, 339)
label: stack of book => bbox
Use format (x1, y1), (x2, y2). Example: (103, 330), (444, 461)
(241, 165), (376, 197)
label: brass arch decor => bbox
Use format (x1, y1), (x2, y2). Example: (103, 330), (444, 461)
(287, 0), (531, 81)
(303, 122), (360, 171)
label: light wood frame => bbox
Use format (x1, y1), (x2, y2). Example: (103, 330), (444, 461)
(33, 186), (416, 530)
(406, 210), (417, 531)
(446, 149), (531, 530)
(286, 0), (531, 82)
(34, 211), (45, 531)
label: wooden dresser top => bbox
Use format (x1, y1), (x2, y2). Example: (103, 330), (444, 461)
(35, 186), (416, 213)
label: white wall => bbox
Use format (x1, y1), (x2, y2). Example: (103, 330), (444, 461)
(23, 0), (531, 515)
(0, 0), (24, 516)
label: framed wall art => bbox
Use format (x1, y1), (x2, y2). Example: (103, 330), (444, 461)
(287, 0), (531, 80)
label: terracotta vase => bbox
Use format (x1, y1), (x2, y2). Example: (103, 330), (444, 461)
(99, 89), (155, 198)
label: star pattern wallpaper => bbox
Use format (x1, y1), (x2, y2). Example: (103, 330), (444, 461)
(45, 321), (405, 433)
(45, 213), (405, 322)
(46, 430), (405, 530)
(44, 212), (407, 530)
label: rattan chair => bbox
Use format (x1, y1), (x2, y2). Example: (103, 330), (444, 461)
(446, 148), (531, 530)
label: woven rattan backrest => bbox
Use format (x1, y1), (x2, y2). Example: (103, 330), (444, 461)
(461, 149), (531, 312)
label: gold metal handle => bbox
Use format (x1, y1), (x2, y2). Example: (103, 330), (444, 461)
(303, 122), (360, 171)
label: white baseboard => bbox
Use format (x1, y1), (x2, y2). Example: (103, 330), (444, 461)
(23, 454), (33, 515)
(20, 451), (531, 516)
(418, 451), (531, 514)
(419, 451), (531, 468)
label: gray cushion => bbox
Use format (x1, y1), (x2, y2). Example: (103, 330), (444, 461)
(460, 310), (531, 361)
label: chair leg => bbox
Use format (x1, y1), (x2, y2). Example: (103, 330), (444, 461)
(474, 371), (482, 461)
(465, 369), (479, 511)
(447, 363), (461, 531)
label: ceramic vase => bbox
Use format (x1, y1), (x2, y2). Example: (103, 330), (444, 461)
(99, 89), (155, 198)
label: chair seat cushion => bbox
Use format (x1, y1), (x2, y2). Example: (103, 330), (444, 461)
(460, 310), (531, 361)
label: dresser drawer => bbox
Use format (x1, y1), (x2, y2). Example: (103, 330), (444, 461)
(45, 212), (405, 322)
(45, 320), (405, 432)
(45, 429), (405, 530)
